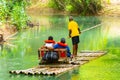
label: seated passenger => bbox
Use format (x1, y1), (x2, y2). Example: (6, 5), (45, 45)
(38, 36), (55, 60)
(53, 38), (71, 57)
(41, 38), (71, 63)
(41, 36), (55, 48)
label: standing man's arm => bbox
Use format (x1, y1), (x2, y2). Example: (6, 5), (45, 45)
(69, 30), (72, 38)
(78, 28), (81, 34)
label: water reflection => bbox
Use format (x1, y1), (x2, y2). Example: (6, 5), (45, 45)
(101, 16), (120, 38)
(0, 44), (3, 51)
(0, 15), (120, 80)
(101, 16), (120, 49)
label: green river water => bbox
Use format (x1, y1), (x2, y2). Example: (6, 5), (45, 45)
(0, 15), (120, 80)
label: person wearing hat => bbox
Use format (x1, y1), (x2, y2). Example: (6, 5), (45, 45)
(68, 16), (81, 58)
(53, 38), (71, 57)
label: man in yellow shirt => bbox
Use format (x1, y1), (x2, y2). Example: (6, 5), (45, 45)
(68, 16), (81, 57)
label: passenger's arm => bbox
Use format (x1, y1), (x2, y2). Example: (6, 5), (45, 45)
(46, 46), (54, 51)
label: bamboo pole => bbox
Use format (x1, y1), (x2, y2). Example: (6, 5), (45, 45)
(81, 23), (102, 33)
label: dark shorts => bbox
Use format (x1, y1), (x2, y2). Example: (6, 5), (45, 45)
(72, 36), (80, 45)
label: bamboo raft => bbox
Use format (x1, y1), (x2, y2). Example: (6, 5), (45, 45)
(9, 51), (107, 76)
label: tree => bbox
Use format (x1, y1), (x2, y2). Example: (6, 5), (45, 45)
(0, 0), (30, 30)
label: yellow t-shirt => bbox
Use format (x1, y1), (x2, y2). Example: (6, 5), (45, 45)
(68, 21), (79, 37)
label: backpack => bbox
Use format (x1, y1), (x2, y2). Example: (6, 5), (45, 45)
(42, 51), (59, 62)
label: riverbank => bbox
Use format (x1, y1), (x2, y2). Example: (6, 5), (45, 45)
(98, 2), (120, 16)
(1, 1), (120, 40)
(27, 1), (120, 16)
(27, 7), (68, 16)
(0, 23), (17, 41)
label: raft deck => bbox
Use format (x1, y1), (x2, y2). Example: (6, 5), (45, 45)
(9, 51), (107, 76)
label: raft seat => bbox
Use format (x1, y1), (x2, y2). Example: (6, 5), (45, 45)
(38, 48), (68, 62)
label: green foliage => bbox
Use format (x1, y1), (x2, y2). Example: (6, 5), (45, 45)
(49, 0), (102, 15)
(49, 0), (65, 10)
(0, 0), (30, 30)
(65, 4), (74, 12)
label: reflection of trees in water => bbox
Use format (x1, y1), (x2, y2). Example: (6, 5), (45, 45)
(0, 44), (3, 51)
(0, 34), (4, 51)
(0, 33), (17, 52)
(76, 16), (101, 30)
(0, 42), (16, 52)
(0, 34), (4, 42)
(57, 68), (79, 80)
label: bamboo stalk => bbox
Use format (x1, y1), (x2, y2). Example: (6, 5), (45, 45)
(76, 57), (96, 61)
(81, 24), (102, 33)
(38, 64), (73, 68)
(14, 70), (21, 74)
(9, 70), (15, 74)
(9, 51), (106, 75)
(77, 53), (106, 57)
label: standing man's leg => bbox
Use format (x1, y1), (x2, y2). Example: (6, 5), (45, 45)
(75, 44), (78, 56)
(72, 36), (79, 57)
(74, 44), (78, 57)
(73, 45), (76, 57)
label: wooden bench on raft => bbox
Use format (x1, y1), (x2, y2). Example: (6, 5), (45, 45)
(38, 48), (68, 63)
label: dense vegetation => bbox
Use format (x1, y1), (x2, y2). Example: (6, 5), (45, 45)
(0, 0), (29, 30)
(49, 0), (102, 15)
(0, 0), (102, 30)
